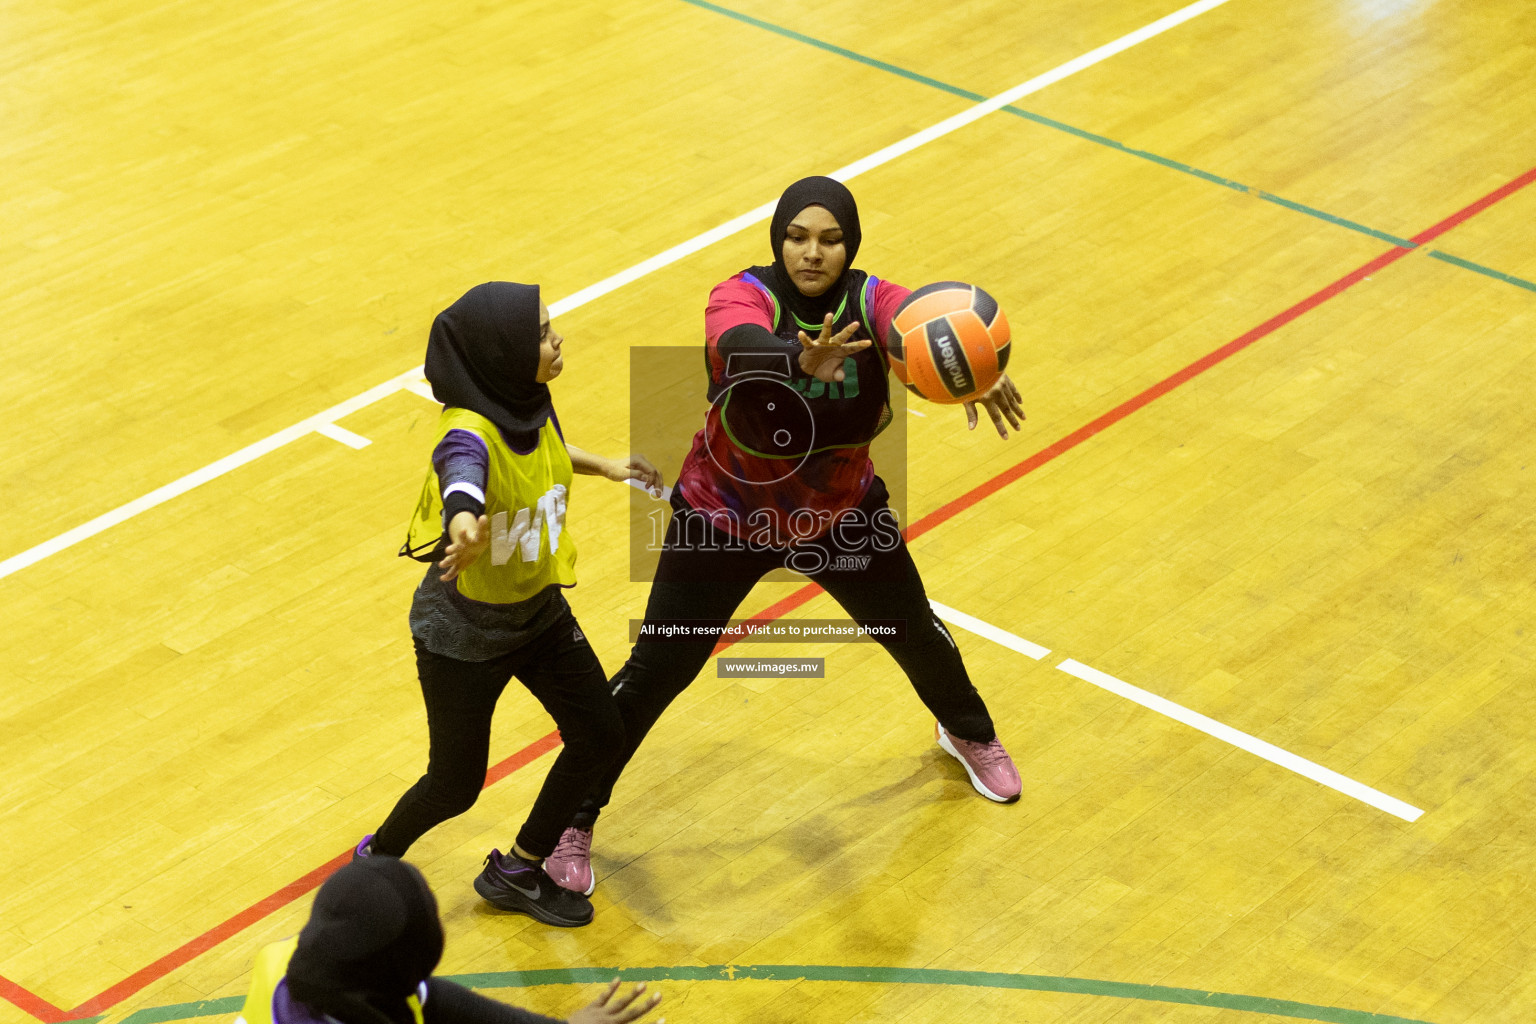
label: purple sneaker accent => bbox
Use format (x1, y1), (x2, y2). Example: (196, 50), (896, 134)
(936, 722), (1021, 803)
(473, 849), (593, 927)
(353, 834), (375, 861)
(544, 827), (595, 896)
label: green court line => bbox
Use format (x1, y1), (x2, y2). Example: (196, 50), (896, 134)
(107, 964), (1439, 1024)
(1428, 250), (1536, 292)
(60, 19), (1502, 1024)
(110, 1001), (238, 1024)
(681, 0), (1536, 295)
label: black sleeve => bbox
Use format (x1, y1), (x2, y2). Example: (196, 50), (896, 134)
(441, 490), (485, 526)
(717, 323), (798, 379)
(425, 978), (563, 1024)
(718, 322), (786, 354)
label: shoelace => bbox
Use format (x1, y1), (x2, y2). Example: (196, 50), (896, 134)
(554, 828), (591, 858)
(961, 737), (1012, 769)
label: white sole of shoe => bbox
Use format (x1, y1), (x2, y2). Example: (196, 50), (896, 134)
(936, 724), (1017, 803)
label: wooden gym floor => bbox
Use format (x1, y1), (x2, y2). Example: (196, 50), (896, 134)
(3, 1), (1534, 1022)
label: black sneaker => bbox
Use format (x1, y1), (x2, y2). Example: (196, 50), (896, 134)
(473, 848), (593, 927)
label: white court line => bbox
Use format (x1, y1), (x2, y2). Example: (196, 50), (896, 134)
(315, 423), (373, 449)
(930, 599), (1050, 659)
(935, 599), (1423, 819)
(0, 369), (419, 580)
(1056, 658), (1424, 821)
(401, 379), (438, 403)
(0, 0), (1234, 583)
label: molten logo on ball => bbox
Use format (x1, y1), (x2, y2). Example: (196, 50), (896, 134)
(889, 282), (1011, 404)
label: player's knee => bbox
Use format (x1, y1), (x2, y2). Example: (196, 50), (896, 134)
(906, 613), (959, 653)
(423, 775), (482, 818)
(565, 703), (626, 766)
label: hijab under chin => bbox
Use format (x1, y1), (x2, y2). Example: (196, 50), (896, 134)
(423, 282), (551, 446)
(765, 176), (863, 324)
(285, 859), (444, 1024)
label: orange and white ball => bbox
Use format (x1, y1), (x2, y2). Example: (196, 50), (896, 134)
(887, 282), (1011, 404)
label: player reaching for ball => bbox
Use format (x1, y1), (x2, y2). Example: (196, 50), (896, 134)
(530, 177), (1027, 899)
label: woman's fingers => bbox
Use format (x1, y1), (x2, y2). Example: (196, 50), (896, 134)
(582, 979), (621, 1011)
(614, 992), (662, 1022)
(625, 456), (662, 490)
(995, 380), (1024, 429)
(1000, 374), (1025, 422)
(803, 321), (864, 349)
(987, 399), (1008, 438)
(611, 983), (646, 1010)
(959, 378), (1024, 438)
(993, 395), (1019, 431)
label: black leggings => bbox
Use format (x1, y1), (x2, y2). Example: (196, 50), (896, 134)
(373, 601), (621, 859)
(572, 478), (994, 826)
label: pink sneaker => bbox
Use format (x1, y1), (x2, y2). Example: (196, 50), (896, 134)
(936, 722), (1021, 803)
(544, 826), (595, 895)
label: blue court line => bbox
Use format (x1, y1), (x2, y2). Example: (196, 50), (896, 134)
(104, 964), (1441, 1024)
(681, 0), (1535, 295)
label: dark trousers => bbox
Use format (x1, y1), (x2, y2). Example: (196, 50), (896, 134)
(572, 478), (994, 827)
(373, 602), (621, 859)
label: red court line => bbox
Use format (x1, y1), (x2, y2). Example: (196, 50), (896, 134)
(484, 729), (565, 788)
(4, 165), (1532, 1024)
(0, 734), (566, 1023)
(0, 977), (67, 1024)
(1411, 166), (1536, 245)
(713, 168), (1536, 651)
(67, 852), (356, 1021)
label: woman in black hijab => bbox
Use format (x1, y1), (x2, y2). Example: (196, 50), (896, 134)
(545, 177), (1028, 894)
(233, 858), (662, 1024)
(354, 283), (661, 928)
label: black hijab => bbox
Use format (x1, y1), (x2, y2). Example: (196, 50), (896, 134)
(424, 282), (551, 447)
(765, 176), (863, 325)
(286, 859), (444, 1024)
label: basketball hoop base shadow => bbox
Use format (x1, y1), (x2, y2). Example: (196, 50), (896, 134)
(705, 352), (816, 486)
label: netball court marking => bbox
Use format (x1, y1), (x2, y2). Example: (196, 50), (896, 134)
(0, 0), (1235, 585)
(102, 964), (1443, 1024)
(685, 0), (1536, 296)
(313, 423), (371, 449)
(930, 603), (1423, 822)
(4, 6), (1525, 1022)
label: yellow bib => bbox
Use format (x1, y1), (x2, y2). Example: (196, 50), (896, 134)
(403, 408), (578, 604)
(232, 938), (425, 1024)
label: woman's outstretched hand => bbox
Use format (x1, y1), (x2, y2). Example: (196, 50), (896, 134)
(964, 373), (1026, 439)
(797, 313), (871, 382)
(567, 979), (662, 1024)
(605, 453), (663, 495)
(439, 511), (489, 581)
